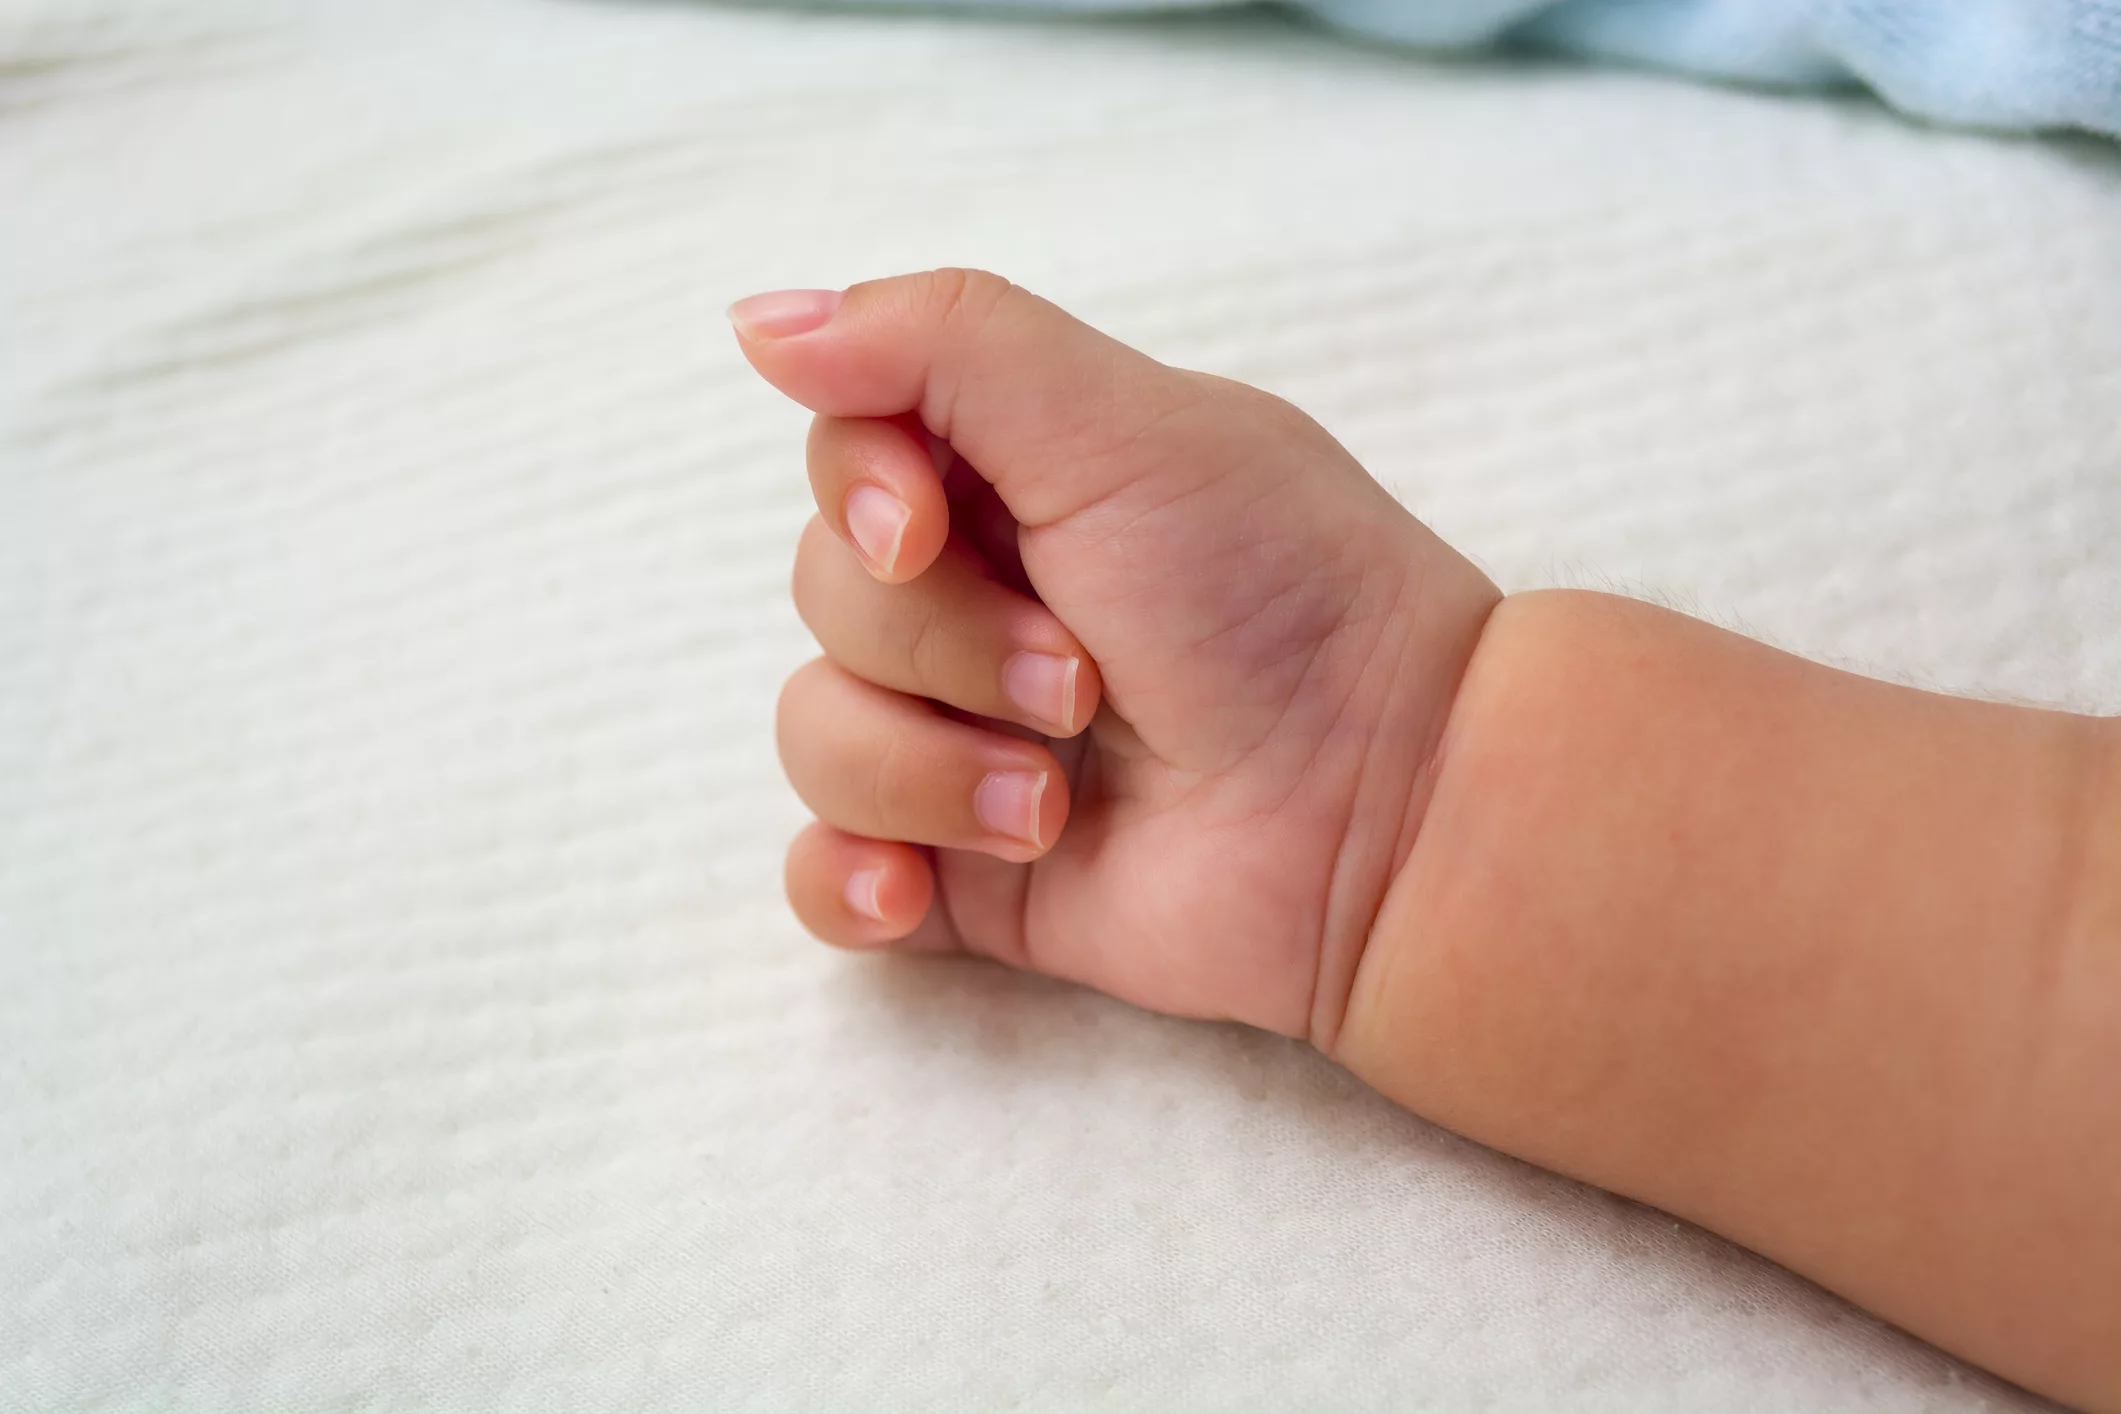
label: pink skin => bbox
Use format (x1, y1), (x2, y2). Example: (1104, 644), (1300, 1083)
(741, 270), (1498, 1044)
(743, 271), (2121, 1411)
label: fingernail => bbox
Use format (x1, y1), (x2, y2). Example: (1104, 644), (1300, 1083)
(1002, 652), (1078, 733)
(727, 288), (842, 339)
(844, 485), (909, 575)
(844, 867), (887, 922)
(974, 770), (1047, 849)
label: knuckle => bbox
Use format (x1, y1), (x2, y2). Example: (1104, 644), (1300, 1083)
(782, 832), (816, 904)
(1196, 370), (1329, 449)
(901, 597), (945, 690)
(803, 414), (845, 483)
(802, 411), (836, 460)
(774, 657), (830, 750)
(789, 517), (834, 633)
(1238, 380), (1320, 439)
(865, 725), (912, 835)
(917, 268), (1023, 442)
(923, 266), (1017, 334)
(1264, 399), (1336, 457)
(804, 412), (875, 482)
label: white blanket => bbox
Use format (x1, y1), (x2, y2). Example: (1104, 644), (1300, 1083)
(5, 2), (2117, 1408)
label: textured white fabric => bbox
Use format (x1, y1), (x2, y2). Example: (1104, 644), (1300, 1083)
(4, 2), (2118, 1409)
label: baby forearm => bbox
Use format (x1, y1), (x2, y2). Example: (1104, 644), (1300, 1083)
(1339, 590), (2121, 1411)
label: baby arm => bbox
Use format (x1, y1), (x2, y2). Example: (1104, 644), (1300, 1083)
(1343, 590), (2121, 1412)
(735, 271), (2119, 1411)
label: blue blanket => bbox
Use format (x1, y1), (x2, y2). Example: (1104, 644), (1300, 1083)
(817, 0), (2121, 138)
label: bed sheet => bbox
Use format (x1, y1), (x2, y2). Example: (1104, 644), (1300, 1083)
(5, 2), (2119, 1408)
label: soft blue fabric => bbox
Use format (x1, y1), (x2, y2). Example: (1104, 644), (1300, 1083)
(817, 0), (2121, 138)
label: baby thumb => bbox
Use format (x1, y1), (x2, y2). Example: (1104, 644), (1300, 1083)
(729, 268), (1214, 530)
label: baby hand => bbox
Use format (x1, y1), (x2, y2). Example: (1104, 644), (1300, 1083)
(736, 271), (1497, 1047)
(740, 272), (2121, 1411)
